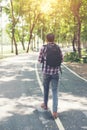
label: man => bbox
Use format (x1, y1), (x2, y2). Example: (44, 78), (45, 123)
(38, 33), (63, 118)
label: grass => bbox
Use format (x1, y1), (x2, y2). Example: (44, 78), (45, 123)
(0, 46), (36, 60)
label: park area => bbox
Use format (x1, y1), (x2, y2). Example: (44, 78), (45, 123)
(0, 0), (87, 61)
(0, 1), (87, 130)
(0, 0), (87, 80)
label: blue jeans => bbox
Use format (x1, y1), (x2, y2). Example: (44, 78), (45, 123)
(43, 73), (59, 112)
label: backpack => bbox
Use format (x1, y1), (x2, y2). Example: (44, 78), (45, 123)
(43, 44), (62, 68)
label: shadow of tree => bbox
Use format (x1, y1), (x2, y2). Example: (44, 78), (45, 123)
(0, 54), (59, 130)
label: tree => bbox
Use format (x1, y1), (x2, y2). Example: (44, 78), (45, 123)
(10, 0), (19, 55)
(21, 0), (41, 52)
(3, 0), (87, 56)
(70, 0), (82, 58)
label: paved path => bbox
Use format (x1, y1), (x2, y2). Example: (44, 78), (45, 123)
(0, 53), (87, 130)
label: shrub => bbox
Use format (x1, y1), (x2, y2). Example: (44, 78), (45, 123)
(82, 56), (87, 63)
(64, 52), (80, 62)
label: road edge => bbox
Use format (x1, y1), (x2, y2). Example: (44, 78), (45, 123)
(63, 63), (87, 82)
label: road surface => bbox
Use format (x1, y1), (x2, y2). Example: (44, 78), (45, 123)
(0, 53), (87, 130)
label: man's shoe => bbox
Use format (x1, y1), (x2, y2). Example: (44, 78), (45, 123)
(41, 103), (48, 110)
(52, 112), (58, 119)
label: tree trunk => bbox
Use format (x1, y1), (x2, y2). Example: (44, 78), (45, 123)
(13, 32), (18, 55)
(21, 26), (25, 50)
(10, 0), (18, 55)
(21, 33), (25, 50)
(21, 40), (25, 50)
(26, 13), (40, 53)
(26, 22), (35, 53)
(72, 33), (77, 52)
(11, 35), (14, 53)
(77, 16), (81, 58)
(26, 33), (32, 53)
(70, 0), (82, 58)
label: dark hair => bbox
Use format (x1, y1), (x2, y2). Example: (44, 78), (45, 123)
(46, 33), (55, 42)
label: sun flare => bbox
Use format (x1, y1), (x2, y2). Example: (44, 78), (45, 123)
(41, 0), (56, 13)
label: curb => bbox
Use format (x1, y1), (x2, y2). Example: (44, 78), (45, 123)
(63, 63), (87, 82)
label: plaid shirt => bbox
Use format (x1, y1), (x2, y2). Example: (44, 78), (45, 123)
(38, 43), (63, 75)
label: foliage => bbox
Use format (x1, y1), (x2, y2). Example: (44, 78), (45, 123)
(82, 56), (87, 63)
(64, 52), (80, 62)
(1, 0), (87, 55)
(81, 49), (87, 63)
(64, 49), (87, 63)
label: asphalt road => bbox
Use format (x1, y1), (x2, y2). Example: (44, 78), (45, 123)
(0, 53), (87, 130)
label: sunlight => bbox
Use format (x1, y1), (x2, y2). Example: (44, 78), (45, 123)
(59, 93), (87, 112)
(41, 2), (51, 13)
(0, 95), (42, 121)
(0, 76), (16, 82)
(40, 0), (56, 13)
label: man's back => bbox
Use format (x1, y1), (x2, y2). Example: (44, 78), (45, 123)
(38, 43), (63, 75)
(46, 43), (62, 68)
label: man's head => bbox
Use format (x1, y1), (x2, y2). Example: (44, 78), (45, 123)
(46, 33), (55, 43)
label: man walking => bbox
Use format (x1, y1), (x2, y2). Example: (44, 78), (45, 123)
(38, 33), (63, 118)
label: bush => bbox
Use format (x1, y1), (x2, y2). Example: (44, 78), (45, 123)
(64, 52), (80, 62)
(81, 49), (87, 63)
(64, 49), (87, 63)
(82, 56), (87, 63)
